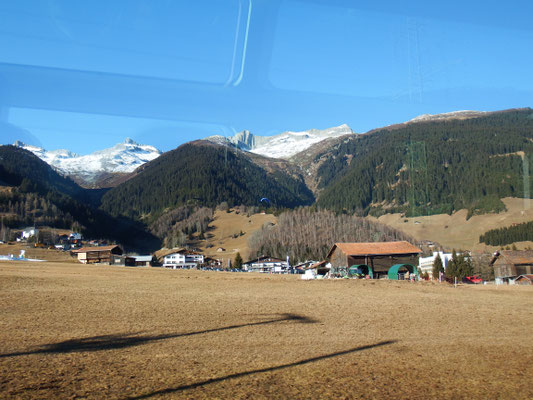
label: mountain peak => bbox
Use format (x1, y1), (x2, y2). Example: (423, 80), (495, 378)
(205, 124), (354, 159)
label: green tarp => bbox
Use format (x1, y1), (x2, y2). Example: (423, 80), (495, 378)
(387, 264), (418, 280)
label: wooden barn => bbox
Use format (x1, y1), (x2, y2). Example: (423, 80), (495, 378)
(490, 250), (533, 284)
(73, 245), (123, 264)
(327, 241), (422, 279)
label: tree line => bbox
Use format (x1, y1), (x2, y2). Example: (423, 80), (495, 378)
(479, 220), (533, 246)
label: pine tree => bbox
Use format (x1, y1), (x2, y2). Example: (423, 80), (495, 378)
(234, 252), (243, 269)
(432, 254), (444, 280)
(446, 249), (459, 279)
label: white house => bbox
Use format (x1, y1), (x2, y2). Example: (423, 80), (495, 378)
(243, 256), (289, 273)
(419, 251), (452, 279)
(162, 250), (204, 269)
(21, 227), (38, 240)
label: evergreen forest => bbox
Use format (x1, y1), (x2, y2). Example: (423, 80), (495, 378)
(316, 109), (533, 217)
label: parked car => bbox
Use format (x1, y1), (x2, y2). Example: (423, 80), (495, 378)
(463, 275), (483, 284)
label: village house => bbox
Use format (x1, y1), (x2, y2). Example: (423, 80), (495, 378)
(162, 249), (204, 269)
(418, 251), (452, 279)
(327, 241), (422, 279)
(72, 245), (123, 264)
(243, 256), (288, 273)
(490, 250), (533, 284)
(20, 227), (38, 240)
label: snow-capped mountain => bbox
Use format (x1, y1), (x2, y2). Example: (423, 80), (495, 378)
(206, 124), (354, 159)
(14, 138), (161, 184)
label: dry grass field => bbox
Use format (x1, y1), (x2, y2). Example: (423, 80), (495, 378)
(1, 262), (532, 400)
(371, 197), (533, 251)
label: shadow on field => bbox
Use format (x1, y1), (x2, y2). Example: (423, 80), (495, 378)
(126, 340), (397, 399)
(0, 313), (317, 358)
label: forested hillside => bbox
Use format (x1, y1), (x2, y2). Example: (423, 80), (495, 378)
(248, 208), (414, 263)
(100, 141), (314, 221)
(0, 146), (159, 250)
(316, 109), (533, 217)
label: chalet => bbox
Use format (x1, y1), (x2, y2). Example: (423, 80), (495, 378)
(243, 256), (288, 273)
(327, 241), (422, 279)
(490, 251), (533, 284)
(72, 245), (123, 264)
(162, 250), (204, 269)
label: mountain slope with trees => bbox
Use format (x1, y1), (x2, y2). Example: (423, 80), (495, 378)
(315, 108), (533, 217)
(100, 141), (315, 221)
(0, 145), (159, 250)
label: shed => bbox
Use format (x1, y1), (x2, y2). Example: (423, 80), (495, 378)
(132, 255), (152, 267)
(327, 241), (422, 279)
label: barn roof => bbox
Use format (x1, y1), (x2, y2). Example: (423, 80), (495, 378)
(490, 251), (533, 266)
(72, 245), (121, 253)
(327, 241), (422, 258)
(516, 274), (533, 281)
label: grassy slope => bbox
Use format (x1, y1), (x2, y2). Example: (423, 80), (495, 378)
(370, 197), (533, 251)
(1, 263), (531, 399)
(189, 209), (277, 264)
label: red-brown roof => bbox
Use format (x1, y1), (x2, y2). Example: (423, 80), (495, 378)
(516, 274), (533, 281)
(72, 245), (121, 253)
(328, 241), (422, 258)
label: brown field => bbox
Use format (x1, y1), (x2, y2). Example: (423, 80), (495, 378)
(1, 262), (532, 399)
(371, 197), (533, 251)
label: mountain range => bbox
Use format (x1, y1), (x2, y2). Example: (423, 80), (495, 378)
(3, 107), (533, 251)
(14, 138), (161, 187)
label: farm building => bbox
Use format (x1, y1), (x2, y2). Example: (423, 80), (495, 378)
(490, 250), (533, 284)
(110, 255), (136, 266)
(72, 245), (123, 264)
(131, 255), (152, 267)
(243, 256), (288, 273)
(327, 241), (422, 279)
(514, 274), (533, 285)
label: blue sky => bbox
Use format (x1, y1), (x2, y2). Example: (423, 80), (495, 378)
(0, 0), (532, 154)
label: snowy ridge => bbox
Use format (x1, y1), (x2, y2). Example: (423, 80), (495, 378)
(14, 138), (161, 182)
(206, 124), (353, 159)
(408, 110), (486, 123)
